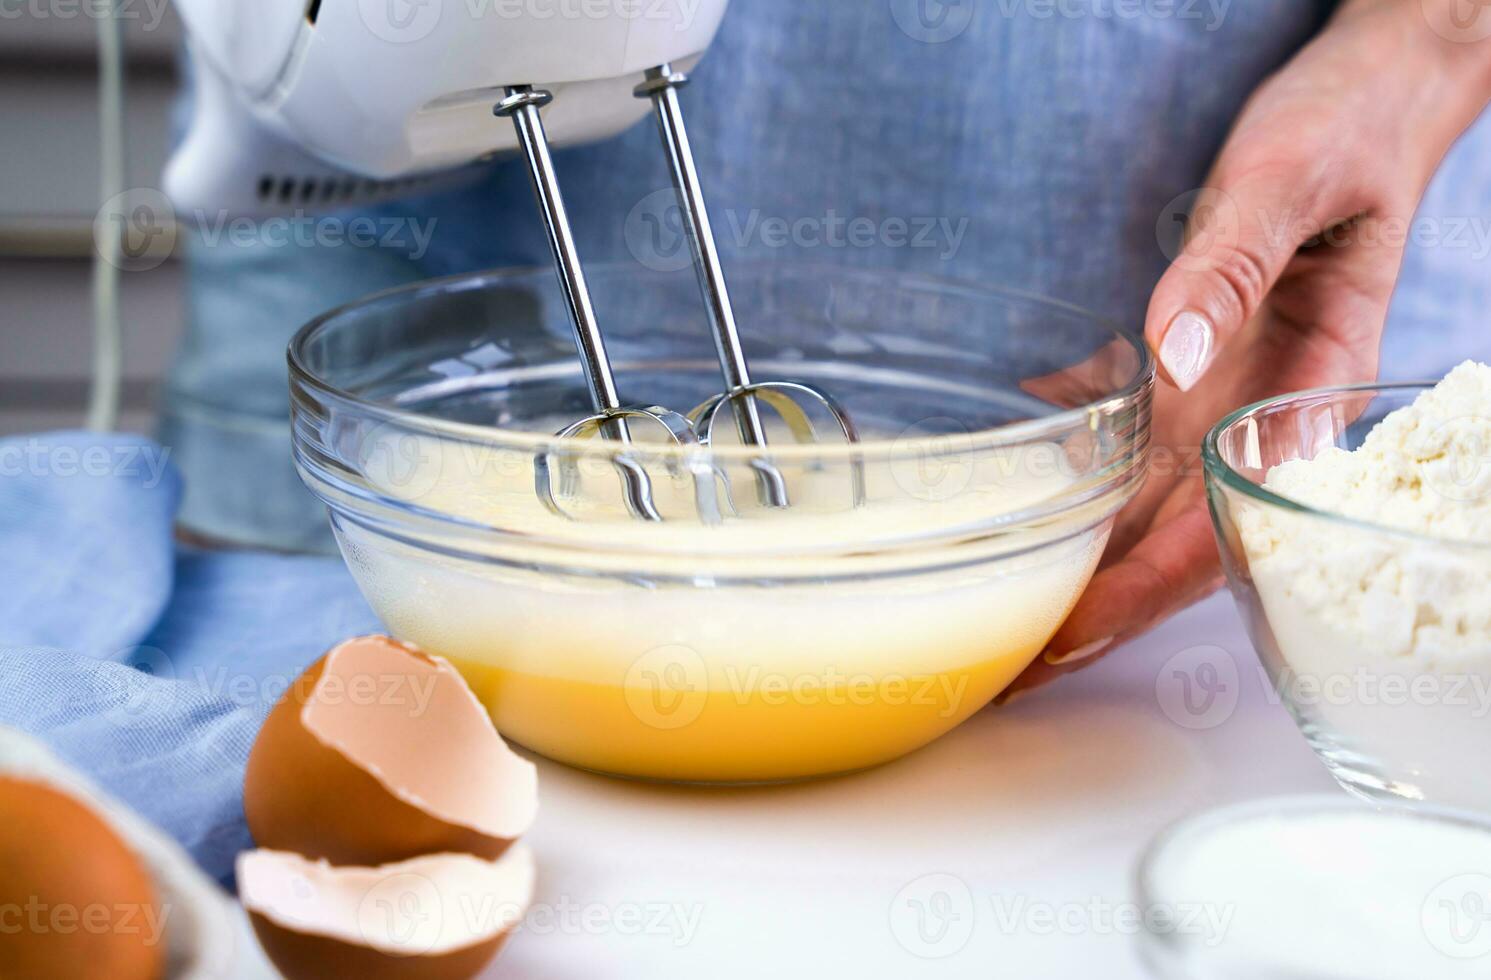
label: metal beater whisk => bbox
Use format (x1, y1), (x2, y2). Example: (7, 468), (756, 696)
(495, 65), (861, 522)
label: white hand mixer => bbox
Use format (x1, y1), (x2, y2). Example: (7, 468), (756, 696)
(165, 0), (860, 520)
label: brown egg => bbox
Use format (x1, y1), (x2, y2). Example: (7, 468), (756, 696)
(244, 635), (538, 866)
(239, 845), (533, 980)
(0, 776), (164, 980)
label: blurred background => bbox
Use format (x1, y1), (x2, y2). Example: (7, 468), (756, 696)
(1, 6), (181, 435)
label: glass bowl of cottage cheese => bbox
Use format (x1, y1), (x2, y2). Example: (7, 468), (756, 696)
(1205, 363), (1491, 812)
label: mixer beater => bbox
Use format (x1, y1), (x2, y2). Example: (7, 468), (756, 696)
(494, 66), (861, 522)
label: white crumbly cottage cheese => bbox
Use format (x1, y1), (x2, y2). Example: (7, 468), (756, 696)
(1241, 361), (1491, 663)
(1236, 362), (1491, 808)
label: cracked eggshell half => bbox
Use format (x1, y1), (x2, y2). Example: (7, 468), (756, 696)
(244, 635), (538, 866)
(239, 845), (534, 980)
(0, 726), (240, 980)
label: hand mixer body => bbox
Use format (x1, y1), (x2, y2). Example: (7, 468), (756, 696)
(166, 0), (730, 215)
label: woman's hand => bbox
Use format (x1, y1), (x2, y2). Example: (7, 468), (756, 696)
(1004, 0), (1491, 698)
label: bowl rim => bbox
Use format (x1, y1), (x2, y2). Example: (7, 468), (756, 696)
(287, 260), (1155, 463)
(1202, 380), (1491, 554)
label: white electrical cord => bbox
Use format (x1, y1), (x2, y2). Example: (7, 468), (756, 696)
(89, 0), (126, 432)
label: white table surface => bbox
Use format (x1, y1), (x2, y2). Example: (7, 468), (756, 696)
(225, 592), (1338, 977)
(431, 592), (1334, 979)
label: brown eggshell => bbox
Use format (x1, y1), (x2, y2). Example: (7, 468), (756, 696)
(239, 846), (533, 980)
(0, 776), (164, 980)
(244, 635), (538, 866)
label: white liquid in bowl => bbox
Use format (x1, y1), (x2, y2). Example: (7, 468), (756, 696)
(1141, 799), (1491, 980)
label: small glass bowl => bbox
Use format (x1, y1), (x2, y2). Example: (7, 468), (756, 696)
(1205, 384), (1491, 811)
(1136, 795), (1491, 980)
(289, 262), (1152, 782)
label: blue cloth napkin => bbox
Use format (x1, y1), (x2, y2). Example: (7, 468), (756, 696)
(0, 431), (381, 882)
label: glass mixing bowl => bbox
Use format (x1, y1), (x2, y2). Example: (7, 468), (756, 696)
(1205, 385), (1491, 811)
(289, 262), (1152, 782)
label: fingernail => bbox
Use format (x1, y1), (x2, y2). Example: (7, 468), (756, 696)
(1043, 635), (1116, 667)
(1158, 311), (1215, 392)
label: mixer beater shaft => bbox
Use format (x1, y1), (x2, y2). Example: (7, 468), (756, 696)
(635, 65), (790, 509)
(495, 85), (669, 522)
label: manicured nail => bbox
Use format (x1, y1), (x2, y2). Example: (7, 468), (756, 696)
(1043, 636), (1116, 667)
(1158, 311), (1215, 392)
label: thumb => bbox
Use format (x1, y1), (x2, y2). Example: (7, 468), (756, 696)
(1147, 174), (1340, 391)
